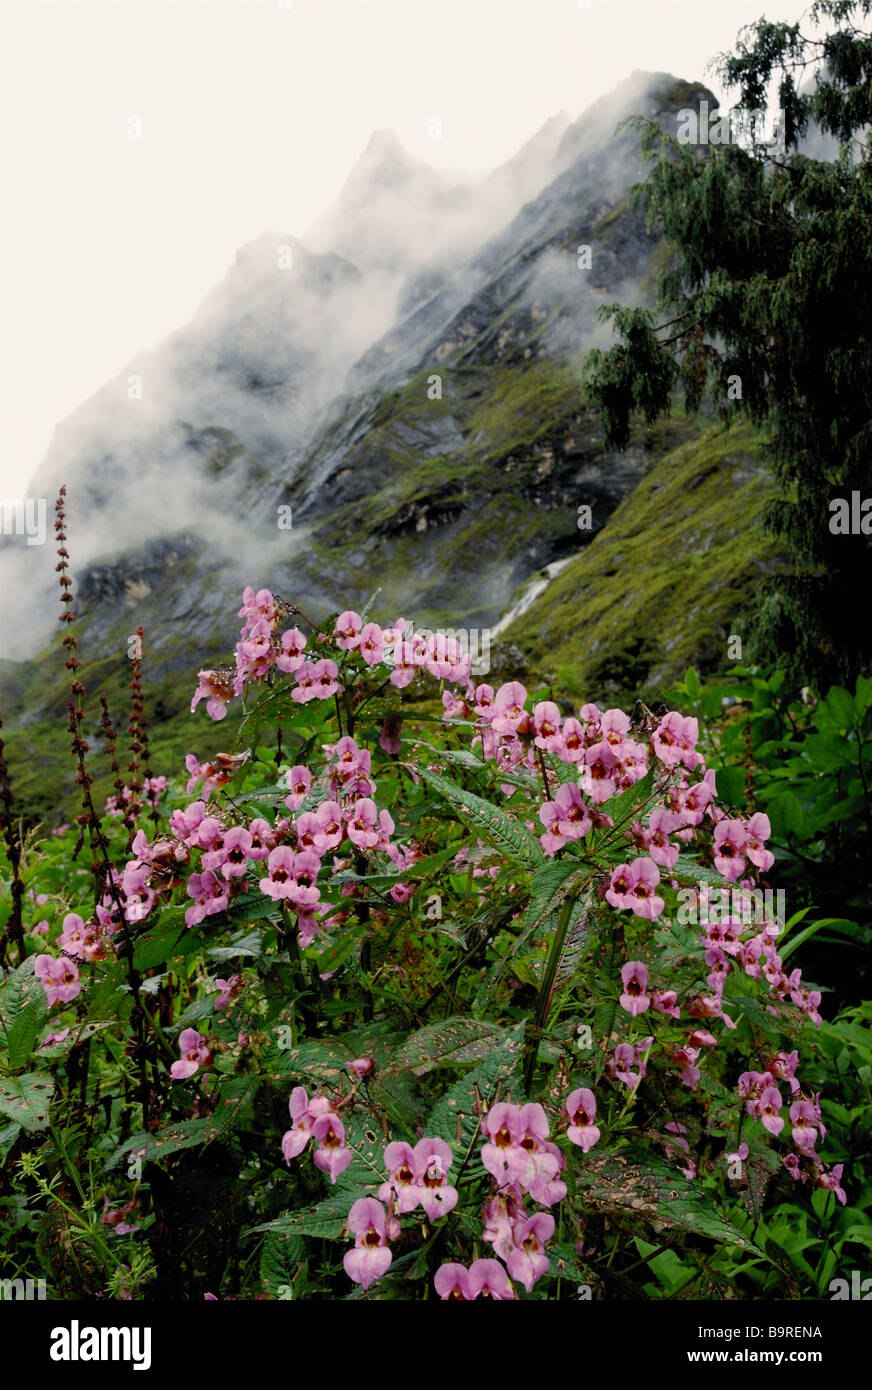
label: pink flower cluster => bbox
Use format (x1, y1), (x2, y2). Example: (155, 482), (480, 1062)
(379, 1137), (458, 1221)
(711, 811), (775, 881)
(335, 611), (471, 688)
(689, 886), (821, 1028)
(738, 1058), (844, 1201)
(281, 1086), (353, 1183)
(192, 593), (474, 725)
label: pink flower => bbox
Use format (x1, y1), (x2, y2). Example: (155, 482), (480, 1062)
(311, 1113), (354, 1182)
(653, 711), (701, 769)
(379, 1138), (457, 1220)
(619, 960), (650, 1017)
(491, 682), (529, 736)
(347, 798), (380, 850)
(816, 1163), (846, 1205)
(744, 812), (775, 871)
(215, 975), (243, 1010)
(379, 1141), (421, 1214)
(413, 1138), (458, 1221)
(467, 1259), (515, 1300)
(219, 826), (253, 879)
(506, 1212), (554, 1292)
(309, 659), (341, 701)
(283, 765), (312, 810)
(281, 1086), (331, 1162)
(559, 717), (586, 763)
(170, 1029), (212, 1080)
(759, 1086), (785, 1136)
(185, 869), (229, 927)
(57, 913), (89, 959)
(357, 622), (385, 666)
(579, 740), (619, 804)
(605, 861), (639, 910)
(276, 627), (307, 674)
(626, 857), (664, 919)
(334, 610), (363, 650)
(238, 586), (277, 626)
(566, 1088), (601, 1152)
(609, 1037), (652, 1091)
(434, 1263), (476, 1300)
(713, 819), (747, 882)
(285, 851), (322, 910)
(646, 808), (680, 868)
(311, 801), (344, 853)
(191, 669), (235, 721)
(343, 1198), (392, 1291)
(532, 701), (564, 753)
(34, 954), (82, 1007)
(259, 846), (298, 901)
(652, 989), (680, 1019)
(348, 1056), (374, 1078)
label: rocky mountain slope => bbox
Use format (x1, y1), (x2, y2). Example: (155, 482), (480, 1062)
(0, 70), (785, 821)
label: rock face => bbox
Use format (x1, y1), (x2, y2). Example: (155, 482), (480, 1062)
(2, 70), (724, 696)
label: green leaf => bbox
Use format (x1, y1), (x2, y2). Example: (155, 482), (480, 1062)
(225, 891), (284, 927)
(0, 956), (46, 1036)
(0, 1120), (20, 1160)
(410, 765), (545, 868)
(572, 1147), (761, 1251)
(251, 1198), (351, 1241)
(766, 790), (804, 838)
(208, 929), (264, 962)
(386, 1018), (506, 1076)
(684, 667), (702, 699)
(260, 1230), (305, 1297)
(5, 996), (46, 1070)
(0, 1071), (53, 1132)
(133, 913), (208, 970)
(713, 764), (745, 809)
(824, 685), (855, 730)
(107, 1077), (258, 1169)
(779, 916), (862, 963)
(427, 1023), (525, 1156)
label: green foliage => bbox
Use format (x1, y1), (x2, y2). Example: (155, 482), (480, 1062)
(581, 0), (872, 689)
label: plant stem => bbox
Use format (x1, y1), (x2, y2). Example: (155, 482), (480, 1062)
(523, 895), (575, 1093)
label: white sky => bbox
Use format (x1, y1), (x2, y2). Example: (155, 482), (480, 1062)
(0, 0), (811, 496)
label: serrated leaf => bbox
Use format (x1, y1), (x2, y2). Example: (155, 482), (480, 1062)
(133, 913), (207, 970)
(208, 928), (263, 961)
(251, 1198), (350, 1240)
(225, 891), (283, 926)
(107, 1077), (258, 1168)
(260, 1229), (305, 1297)
(0, 1071), (53, 1131)
(5, 996), (46, 1069)
(411, 766), (544, 868)
(673, 855), (731, 888)
(572, 1147), (760, 1250)
(0, 956), (45, 1033)
(386, 1018), (505, 1076)
(0, 1119), (20, 1160)
(427, 1023), (525, 1157)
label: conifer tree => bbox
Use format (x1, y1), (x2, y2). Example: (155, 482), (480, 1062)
(582, 0), (872, 688)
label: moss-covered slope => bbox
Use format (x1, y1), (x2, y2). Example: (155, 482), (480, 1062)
(502, 421), (788, 704)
